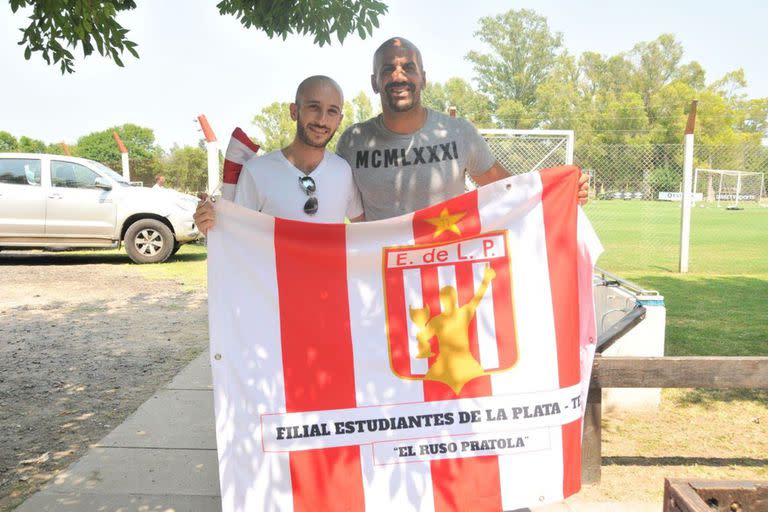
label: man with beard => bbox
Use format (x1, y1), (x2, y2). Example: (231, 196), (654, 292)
(335, 37), (589, 220)
(194, 75), (363, 232)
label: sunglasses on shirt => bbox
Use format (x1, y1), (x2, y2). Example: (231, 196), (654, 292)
(299, 176), (318, 215)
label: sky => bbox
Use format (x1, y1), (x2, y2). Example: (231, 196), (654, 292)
(1, 0), (767, 151)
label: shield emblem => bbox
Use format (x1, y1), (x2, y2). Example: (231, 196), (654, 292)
(383, 230), (519, 395)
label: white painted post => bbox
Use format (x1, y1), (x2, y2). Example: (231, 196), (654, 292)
(112, 131), (130, 181)
(679, 100), (697, 273)
(206, 142), (218, 193)
(196, 115), (219, 194)
(121, 153), (130, 181)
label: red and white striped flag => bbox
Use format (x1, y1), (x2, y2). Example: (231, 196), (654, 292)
(221, 128), (260, 200)
(207, 166), (602, 512)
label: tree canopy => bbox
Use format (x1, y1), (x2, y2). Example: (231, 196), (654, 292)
(74, 123), (160, 185)
(453, 9), (768, 148)
(9, 0), (388, 73)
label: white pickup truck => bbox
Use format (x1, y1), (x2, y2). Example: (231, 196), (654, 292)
(0, 153), (200, 263)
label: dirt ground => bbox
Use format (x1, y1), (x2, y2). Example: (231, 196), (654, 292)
(0, 252), (208, 511)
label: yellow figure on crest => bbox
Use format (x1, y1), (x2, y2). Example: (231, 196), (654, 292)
(408, 265), (496, 394)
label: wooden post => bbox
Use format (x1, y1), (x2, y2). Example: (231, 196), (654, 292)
(581, 386), (602, 484)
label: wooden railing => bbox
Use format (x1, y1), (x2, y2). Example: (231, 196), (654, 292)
(582, 356), (768, 484)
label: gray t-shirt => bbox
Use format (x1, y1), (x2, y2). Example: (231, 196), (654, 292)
(336, 109), (496, 221)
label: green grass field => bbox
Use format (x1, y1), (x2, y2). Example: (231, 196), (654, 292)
(583, 200), (768, 274)
(583, 199), (767, 356)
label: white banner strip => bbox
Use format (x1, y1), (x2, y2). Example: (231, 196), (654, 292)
(372, 428), (551, 465)
(386, 234), (506, 269)
(261, 384), (582, 452)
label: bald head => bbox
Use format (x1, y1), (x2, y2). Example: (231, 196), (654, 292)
(373, 37), (423, 73)
(371, 37), (426, 114)
(295, 75), (343, 106)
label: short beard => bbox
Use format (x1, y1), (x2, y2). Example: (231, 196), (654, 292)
(296, 121), (334, 148)
(385, 82), (418, 112)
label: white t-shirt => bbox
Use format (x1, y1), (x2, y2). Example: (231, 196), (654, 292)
(233, 149), (363, 223)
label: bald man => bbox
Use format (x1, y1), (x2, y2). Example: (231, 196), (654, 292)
(336, 37), (588, 220)
(194, 75), (363, 232)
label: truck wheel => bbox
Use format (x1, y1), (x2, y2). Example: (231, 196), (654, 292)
(124, 219), (174, 264)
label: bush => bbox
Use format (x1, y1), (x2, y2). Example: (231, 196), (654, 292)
(648, 166), (681, 193)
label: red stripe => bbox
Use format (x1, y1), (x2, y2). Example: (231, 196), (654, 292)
(454, 263), (480, 363)
(231, 127), (261, 153)
(385, 269), (412, 377)
(413, 191), (502, 512)
(222, 160), (242, 184)
(274, 218), (364, 511)
(419, 266), (440, 371)
(490, 258), (517, 370)
(540, 165), (582, 498)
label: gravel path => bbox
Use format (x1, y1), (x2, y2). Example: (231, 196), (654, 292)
(0, 252), (208, 511)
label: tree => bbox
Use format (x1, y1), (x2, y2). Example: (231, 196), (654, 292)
(161, 145), (208, 193)
(422, 78), (494, 128)
(535, 54), (593, 135)
(252, 102), (295, 153)
(352, 92), (375, 124)
(0, 131), (18, 151)
(44, 142), (68, 155)
(627, 34), (685, 117)
(74, 123), (160, 185)
(466, 9), (563, 110)
(9, 0), (388, 73)
(17, 135), (46, 153)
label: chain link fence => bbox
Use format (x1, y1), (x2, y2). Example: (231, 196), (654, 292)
(483, 133), (768, 274)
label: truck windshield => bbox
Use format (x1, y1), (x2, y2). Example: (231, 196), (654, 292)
(92, 162), (131, 186)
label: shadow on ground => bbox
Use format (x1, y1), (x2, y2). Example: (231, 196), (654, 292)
(0, 250), (206, 266)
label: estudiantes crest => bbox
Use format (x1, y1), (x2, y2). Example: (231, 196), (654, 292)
(383, 215), (519, 395)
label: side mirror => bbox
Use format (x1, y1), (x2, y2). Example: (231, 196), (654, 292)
(94, 177), (113, 190)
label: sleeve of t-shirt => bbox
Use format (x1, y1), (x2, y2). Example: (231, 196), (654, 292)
(462, 119), (497, 177)
(346, 179), (364, 219)
(232, 163), (264, 212)
(335, 128), (352, 166)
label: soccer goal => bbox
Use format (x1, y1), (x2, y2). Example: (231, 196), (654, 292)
(693, 168), (766, 209)
(468, 129), (574, 190)
(480, 129), (574, 174)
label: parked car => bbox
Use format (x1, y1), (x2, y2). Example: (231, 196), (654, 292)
(0, 153), (200, 263)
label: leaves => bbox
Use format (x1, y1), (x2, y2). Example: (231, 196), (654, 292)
(12, 0), (387, 73)
(216, 0), (387, 47)
(466, 9), (563, 111)
(11, 0), (139, 74)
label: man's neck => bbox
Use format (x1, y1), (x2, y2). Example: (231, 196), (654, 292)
(381, 106), (428, 135)
(281, 141), (325, 175)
